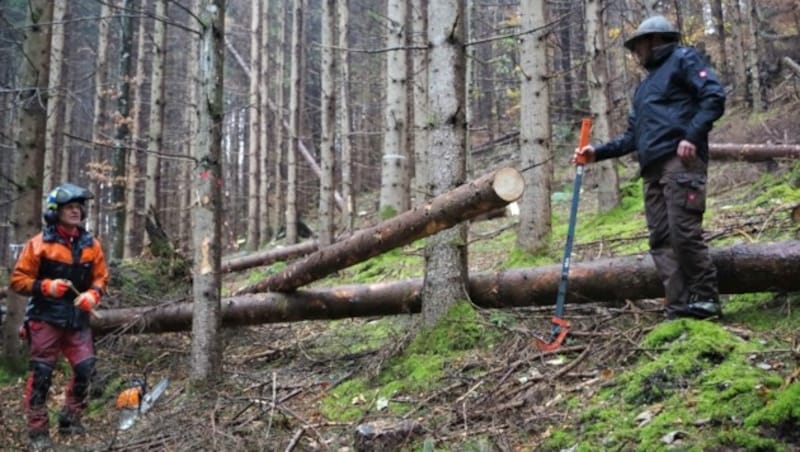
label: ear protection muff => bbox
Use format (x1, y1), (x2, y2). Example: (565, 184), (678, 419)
(43, 200), (59, 225)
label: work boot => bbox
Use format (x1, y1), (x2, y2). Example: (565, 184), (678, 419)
(57, 410), (86, 435)
(28, 430), (53, 451)
(686, 295), (722, 319)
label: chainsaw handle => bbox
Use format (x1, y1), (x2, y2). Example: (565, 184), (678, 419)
(574, 118), (593, 166)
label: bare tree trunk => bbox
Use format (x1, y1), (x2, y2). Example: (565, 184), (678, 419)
(236, 168), (523, 294)
(271, 1), (287, 240)
(585, 0), (620, 212)
(741, 0), (765, 111)
(246, 0), (261, 251)
(91, 240), (800, 335)
(709, 0), (728, 82)
(4, 0), (53, 368)
(190, 0), (225, 383)
(517, 0), (552, 252)
(89, 0), (113, 234)
(380, 0), (410, 216)
(286, 0), (304, 244)
(111, 0), (135, 261)
(125, 0), (149, 259)
(44, 0), (67, 193)
(145, 0), (167, 215)
(709, 143), (800, 160)
(411, 0), (429, 207)
(259, 0), (272, 243)
(421, 0), (468, 329)
(319, 0), (337, 246)
(339, 0), (355, 230)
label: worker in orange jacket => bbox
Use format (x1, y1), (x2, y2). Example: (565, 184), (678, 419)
(10, 183), (109, 450)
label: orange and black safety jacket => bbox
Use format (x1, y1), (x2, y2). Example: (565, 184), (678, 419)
(10, 225), (109, 330)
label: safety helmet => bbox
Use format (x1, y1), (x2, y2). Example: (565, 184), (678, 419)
(43, 183), (94, 225)
(624, 15), (681, 51)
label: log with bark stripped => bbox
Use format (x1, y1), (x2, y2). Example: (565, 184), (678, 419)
(234, 167), (525, 294)
(90, 240), (800, 335)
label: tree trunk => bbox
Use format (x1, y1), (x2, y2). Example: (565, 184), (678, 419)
(380, 0), (410, 216)
(89, 0), (113, 234)
(585, 0), (620, 213)
(517, 0), (552, 253)
(111, 0), (135, 261)
(190, 0), (226, 383)
(740, 0), (765, 111)
(44, 0), (67, 193)
(259, 0), (272, 244)
(125, 0), (149, 259)
(411, 0), (428, 207)
(271, 2), (287, 240)
(709, 143), (800, 161)
(4, 0), (53, 368)
(286, 0), (304, 244)
(319, 0), (337, 246)
(339, 0), (355, 229)
(145, 0), (167, 215)
(709, 0), (728, 83)
(236, 167), (523, 294)
(422, 0), (468, 329)
(91, 240), (800, 335)
(246, 0), (261, 251)
(221, 240), (319, 273)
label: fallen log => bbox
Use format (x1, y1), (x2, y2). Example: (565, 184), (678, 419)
(234, 167), (525, 294)
(91, 240), (800, 335)
(221, 240), (319, 273)
(709, 143), (800, 161)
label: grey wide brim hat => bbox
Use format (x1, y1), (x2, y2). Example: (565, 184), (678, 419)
(624, 15), (681, 50)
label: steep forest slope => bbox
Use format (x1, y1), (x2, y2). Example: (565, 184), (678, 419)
(1, 98), (799, 450)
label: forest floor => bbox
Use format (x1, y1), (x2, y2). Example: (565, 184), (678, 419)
(2, 95), (800, 451)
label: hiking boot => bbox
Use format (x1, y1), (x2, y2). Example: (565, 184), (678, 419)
(28, 430), (53, 451)
(58, 410), (86, 435)
(666, 296), (721, 320)
(686, 297), (722, 319)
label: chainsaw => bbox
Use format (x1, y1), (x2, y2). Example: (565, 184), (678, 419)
(116, 375), (169, 430)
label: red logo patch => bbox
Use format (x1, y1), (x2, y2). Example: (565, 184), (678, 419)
(688, 192), (696, 201)
(699, 70), (707, 78)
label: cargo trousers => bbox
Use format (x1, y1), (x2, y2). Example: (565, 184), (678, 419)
(641, 155), (718, 307)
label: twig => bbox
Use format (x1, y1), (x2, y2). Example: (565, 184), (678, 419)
(549, 346), (592, 382)
(284, 428), (305, 451)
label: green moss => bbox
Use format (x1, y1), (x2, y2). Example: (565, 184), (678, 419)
(746, 383), (800, 430)
(380, 206), (398, 220)
(320, 302), (499, 423)
(723, 293), (800, 332)
(547, 318), (790, 450)
(342, 249), (422, 284)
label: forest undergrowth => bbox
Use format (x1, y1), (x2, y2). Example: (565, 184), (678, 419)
(1, 101), (800, 451)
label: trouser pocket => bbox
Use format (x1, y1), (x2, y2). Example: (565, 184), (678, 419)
(674, 173), (707, 213)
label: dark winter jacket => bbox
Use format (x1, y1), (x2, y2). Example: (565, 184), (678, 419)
(594, 44), (726, 169)
(10, 225), (108, 330)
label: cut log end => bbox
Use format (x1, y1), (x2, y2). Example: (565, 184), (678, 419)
(492, 167), (525, 201)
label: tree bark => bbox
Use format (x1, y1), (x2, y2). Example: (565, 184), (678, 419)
(145, 0), (167, 215)
(91, 240), (800, 335)
(246, 0), (261, 251)
(221, 240), (319, 273)
(319, 0), (337, 246)
(410, 0), (428, 208)
(4, 0), (53, 368)
(190, 0), (226, 383)
(235, 167), (523, 294)
(709, 143), (800, 161)
(286, 0), (304, 244)
(44, 0), (67, 193)
(338, 0), (355, 229)
(380, 0), (409, 216)
(89, 0), (113, 234)
(517, 0), (552, 253)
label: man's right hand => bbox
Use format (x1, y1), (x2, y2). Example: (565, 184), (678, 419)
(573, 145), (597, 165)
(41, 278), (71, 298)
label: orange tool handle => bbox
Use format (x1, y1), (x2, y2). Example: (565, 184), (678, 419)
(574, 117), (593, 165)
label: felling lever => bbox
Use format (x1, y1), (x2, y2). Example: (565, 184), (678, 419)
(535, 118), (592, 352)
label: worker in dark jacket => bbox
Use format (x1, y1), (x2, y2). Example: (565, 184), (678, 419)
(10, 183), (109, 450)
(575, 15), (726, 319)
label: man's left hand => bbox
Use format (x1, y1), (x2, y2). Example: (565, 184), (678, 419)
(677, 139), (697, 162)
(75, 289), (100, 313)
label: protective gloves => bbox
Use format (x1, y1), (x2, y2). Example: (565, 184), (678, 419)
(74, 289), (101, 313)
(41, 278), (72, 298)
